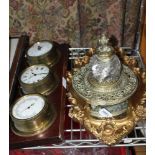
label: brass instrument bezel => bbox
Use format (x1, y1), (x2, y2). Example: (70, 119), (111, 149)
(26, 40), (60, 67)
(19, 64), (59, 95)
(10, 94), (57, 137)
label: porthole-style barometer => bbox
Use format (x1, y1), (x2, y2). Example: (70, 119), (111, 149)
(19, 64), (59, 95)
(26, 41), (60, 67)
(10, 94), (56, 136)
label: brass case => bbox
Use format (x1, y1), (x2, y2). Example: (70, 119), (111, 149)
(19, 65), (59, 95)
(10, 94), (57, 137)
(26, 41), (60, 68)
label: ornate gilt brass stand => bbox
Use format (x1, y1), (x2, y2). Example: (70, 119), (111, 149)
(67, 35), (145, 145)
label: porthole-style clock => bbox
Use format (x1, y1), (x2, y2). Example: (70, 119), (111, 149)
(19, 64), (59, 95)
(26, 41), (60, 67)
(10, 94), (56, 137)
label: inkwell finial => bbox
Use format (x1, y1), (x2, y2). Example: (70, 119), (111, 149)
(96, 34), (114, 58)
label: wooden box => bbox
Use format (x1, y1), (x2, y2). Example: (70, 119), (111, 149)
(9, 35), (69, 149)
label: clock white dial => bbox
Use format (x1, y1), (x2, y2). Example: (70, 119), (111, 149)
(27, 41), (53, 57)
(20, 65), (49, 84)
(12, 95), (45, 119)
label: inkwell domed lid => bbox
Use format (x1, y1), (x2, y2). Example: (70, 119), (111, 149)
(72, 34), (138, 106)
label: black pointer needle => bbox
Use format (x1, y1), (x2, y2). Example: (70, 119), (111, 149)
(22, 103), (35, 112)
(32, 73), (47, 76)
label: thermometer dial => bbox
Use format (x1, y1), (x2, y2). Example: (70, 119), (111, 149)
(26, 41), (60, 67)
(27, 41), (53, 57)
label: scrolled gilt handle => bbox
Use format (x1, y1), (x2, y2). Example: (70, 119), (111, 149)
(86, 48), (95, 56)
(68, 96), (77, 105)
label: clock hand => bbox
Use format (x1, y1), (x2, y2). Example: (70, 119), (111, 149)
(32, 73), (47, 76)
(37, 73), (47, 75)
(28, 75), (34, 79)
(27, 73), (35, 79)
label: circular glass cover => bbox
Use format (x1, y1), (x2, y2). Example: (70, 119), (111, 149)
(20, 65), (49, 84)
(27, 41), (53, 57)
(12, 95), (45, 119)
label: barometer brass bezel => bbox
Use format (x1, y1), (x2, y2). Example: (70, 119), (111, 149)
(10, 94), (57, 137)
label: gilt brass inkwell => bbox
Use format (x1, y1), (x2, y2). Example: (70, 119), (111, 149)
(67, 35), (146, 145)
